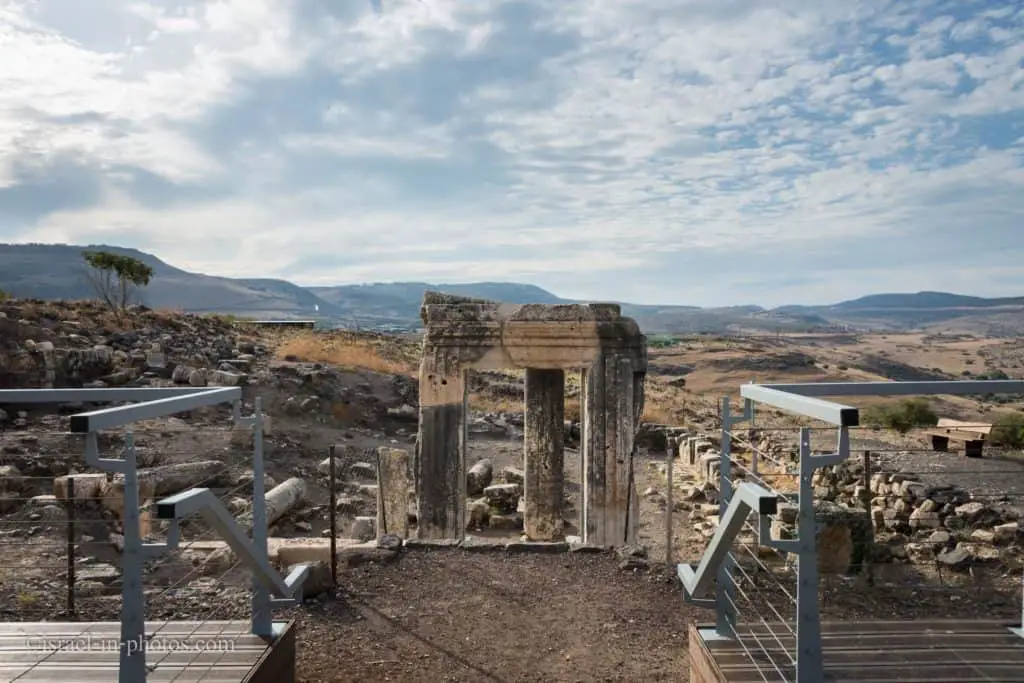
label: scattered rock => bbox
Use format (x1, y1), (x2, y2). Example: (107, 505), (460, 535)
(484, 483), (521, 513)
(377, 533), (403, 551)
(351, 516), (376, 542)
(467, 459), (494, 497)
(293, 560), (333, 598)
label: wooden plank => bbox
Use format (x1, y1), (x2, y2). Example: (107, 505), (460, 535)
(0, 668), (261, 683)
(925, 426), (989, 442)
(0, 620), (293, 683)
(936, 418), (992, 435)
(733, 618), (1016, 635)
(697, 620), (1024, 682)
(247, 619), (295, 683)
(689, 624), (727, 683)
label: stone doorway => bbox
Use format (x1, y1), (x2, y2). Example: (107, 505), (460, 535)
(414, 292), (646, 547)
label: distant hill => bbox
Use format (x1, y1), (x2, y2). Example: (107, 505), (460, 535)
(0, 243), (344, 318)
(310, 282), (567, 325)
(775, 291), (1024, 335)
(0, 243), (1022, 335)
(833, 292), (1024, 310)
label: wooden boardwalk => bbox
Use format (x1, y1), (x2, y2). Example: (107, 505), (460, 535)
(0, 620), (295, 682)
(690, 619), (1024, 682)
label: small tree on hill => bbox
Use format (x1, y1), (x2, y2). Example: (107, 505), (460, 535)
(861, 398), (938, 434)
(81, 250), (153, 321)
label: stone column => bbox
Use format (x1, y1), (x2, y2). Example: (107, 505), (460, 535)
(583, 354), (605, 544)
(583, 354), (638, 546)
(524, 368), (565, 540)
(376, 447), (410, 538)
(415, 359), (467, 539)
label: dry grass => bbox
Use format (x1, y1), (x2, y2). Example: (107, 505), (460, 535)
(641, 404), (678, 424)
(273, 331), (416, 375)
(642, 382), (699, 426)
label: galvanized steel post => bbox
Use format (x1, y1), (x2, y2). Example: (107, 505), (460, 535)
(716, 397), (736, 638)
(119, 433), (148, 683)
(795, 428), (824, 682)
(250, 397), (273, 637)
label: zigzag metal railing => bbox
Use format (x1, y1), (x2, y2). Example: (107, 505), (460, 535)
(0, 388), (311, 683)
(679, 396), (846, 683)
(681, 379), (1024, 683)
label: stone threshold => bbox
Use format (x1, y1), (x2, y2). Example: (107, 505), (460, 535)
(403, 536), (609, 554)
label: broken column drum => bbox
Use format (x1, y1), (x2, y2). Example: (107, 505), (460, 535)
(415, 292), (647, 546)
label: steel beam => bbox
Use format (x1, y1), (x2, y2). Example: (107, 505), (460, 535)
(0, 387), (223, 404)
(740, 385), (859, 426)
(155, 488), (307, 600)
(69, 387), (241, 432)
(677, 481), (779, 599)
(752, 380), (1024, 398)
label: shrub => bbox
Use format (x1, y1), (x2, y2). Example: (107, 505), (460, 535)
(0, 289), (8, 301)
(861, 398), (938, 433)
(646, 335), (679, 349)
(991, 413), (1024, 449)
(979, 369), (1009, 380)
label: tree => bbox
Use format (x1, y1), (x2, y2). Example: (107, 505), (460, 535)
(81, 250), (153, 321)
(991, 412), (1024, 450)
(861, 398), (938, 434)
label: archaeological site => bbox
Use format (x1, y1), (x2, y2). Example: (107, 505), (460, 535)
(1, 292), (1024, 681)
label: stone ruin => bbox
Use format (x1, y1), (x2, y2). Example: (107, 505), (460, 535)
(413, 292), (647, 546)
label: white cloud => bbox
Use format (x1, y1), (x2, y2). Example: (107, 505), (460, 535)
(1, 0), (1022, 306)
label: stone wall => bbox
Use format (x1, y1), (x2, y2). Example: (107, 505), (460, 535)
(816, 459), (1021, 571)
(668, 429), (1023, 575)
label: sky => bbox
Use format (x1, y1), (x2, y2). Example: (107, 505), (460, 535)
(0, 0), (1022, 308)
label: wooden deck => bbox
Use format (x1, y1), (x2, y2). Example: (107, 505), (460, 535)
(0, 620), (295, 682)
(690, 619), (1024, 682)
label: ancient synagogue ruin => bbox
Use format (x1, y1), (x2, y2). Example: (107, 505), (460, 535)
(414, 292), (647, 546)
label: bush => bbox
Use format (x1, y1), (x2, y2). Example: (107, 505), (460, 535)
(0, 289), (8, 301)
(979, 369), (1009, 380)
(991, 413), (1024, 449)
(646, 335), (679, 349)
(861, 398), (938, 434)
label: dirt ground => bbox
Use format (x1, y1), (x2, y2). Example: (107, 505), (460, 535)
(293, 550), (694, 683)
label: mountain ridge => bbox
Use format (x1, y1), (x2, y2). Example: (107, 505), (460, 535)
(1, 243), (1021, 335)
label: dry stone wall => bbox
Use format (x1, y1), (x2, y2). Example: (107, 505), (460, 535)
(667, 429), (1023, 575)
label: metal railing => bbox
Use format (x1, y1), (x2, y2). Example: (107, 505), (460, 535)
(0, 388), (311, 683)
(678, 379), (1024, 683)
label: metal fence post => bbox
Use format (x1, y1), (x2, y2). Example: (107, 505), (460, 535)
(716, 397), (736, 638)
(119, 433), (148, 683)
(795, 428), (824, 683)
(250, 397), (273, 637)
(861, 451), (875, 586)
(66, 475), (76, 617)
(329, 444), (338, 585)
(665, 437), (674, 568)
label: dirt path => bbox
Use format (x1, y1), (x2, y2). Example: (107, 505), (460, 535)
(294, 550), (696, 682)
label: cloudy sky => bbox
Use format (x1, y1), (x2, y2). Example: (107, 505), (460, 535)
(1, 0), (1022, 307)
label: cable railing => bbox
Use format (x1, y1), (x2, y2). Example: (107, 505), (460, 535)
(677, 379), (1024, 683)
(0, 387), (311, 683)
